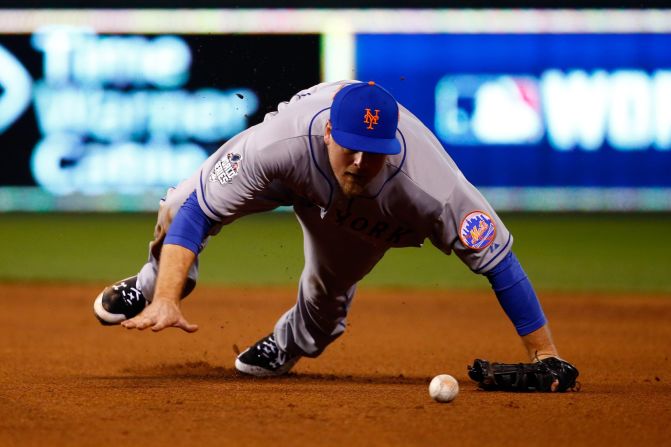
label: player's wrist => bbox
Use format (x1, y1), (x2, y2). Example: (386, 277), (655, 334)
(530, 351), (560, 362)
(151, 291), (182, 305)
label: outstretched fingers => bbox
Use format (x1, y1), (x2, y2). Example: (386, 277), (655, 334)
(150, 317), (198, 333)
(122, 316), (154, 330)
(174, 317), (199, 333)
(120, 301), (198, 333)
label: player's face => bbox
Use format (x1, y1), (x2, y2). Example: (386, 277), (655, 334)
(324, 122), (387, 197)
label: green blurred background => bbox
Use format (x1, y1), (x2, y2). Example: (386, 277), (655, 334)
(1, 212), (669, 293)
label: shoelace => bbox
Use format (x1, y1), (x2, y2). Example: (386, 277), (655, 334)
(121, 288), (142, 306)
(114, 282), (142, 306)
(256, 336), (287, 368)
(258, 337), (279, 358)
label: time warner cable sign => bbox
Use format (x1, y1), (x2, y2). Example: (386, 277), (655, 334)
(0, 26), (258, 196)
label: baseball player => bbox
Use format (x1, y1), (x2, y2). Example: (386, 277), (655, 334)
(93, 81), (578, 390)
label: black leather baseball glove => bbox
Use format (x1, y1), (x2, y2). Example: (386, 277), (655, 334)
(467, 357), (580, 392)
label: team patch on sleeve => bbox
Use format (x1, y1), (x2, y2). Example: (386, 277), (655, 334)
(209, 153), (243, 185)
(459, 211), (496, 250)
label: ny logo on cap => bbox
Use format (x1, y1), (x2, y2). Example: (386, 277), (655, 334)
(363, 108), (380, 130)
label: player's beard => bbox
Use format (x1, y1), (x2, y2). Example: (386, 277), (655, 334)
(337, 172), (370, 197)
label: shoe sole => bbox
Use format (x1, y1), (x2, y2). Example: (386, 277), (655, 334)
(93, 291), (128, 325)
(234, 352), (300, 377)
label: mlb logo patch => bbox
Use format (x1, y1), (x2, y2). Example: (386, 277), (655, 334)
(459, 211), (496, 250)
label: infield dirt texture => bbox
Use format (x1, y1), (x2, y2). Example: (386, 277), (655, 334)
(1, 213), (670, 446)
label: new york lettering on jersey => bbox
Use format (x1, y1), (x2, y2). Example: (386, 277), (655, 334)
(321, 198), (423, 248)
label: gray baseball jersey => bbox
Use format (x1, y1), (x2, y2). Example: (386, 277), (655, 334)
(138, 80), (512, 357)
(197, 81), (511, 268)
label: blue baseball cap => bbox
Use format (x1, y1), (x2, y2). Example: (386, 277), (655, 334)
(330, 81), (401, 155)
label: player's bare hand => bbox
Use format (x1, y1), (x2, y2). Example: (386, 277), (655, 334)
(121, 299), (198, 333)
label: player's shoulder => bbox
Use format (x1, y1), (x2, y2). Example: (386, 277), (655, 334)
(284, 80), (352, 106)
(393, 108), (463, 203)
(263, 81), (351, 124)
(247, 81), (348, 149)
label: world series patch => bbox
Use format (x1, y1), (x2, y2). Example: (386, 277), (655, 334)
(459, 211), (496, 250)
(209, 152), (243, 185)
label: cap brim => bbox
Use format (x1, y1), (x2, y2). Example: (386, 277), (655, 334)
(331, 129), (401, 155)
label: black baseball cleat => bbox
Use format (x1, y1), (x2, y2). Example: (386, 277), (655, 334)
(235, 334), (301, 377)
(93, 276), (147, 325)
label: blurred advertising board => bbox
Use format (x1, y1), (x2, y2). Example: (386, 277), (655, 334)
(355, 34), (671, 211)
(0, 12), (320, 211)
(0, 9), (670, 211)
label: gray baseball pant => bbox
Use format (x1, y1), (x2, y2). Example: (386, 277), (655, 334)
(136, 177), (386, 358)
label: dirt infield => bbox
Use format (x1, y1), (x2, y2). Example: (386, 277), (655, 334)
(1, 283), (670, 446)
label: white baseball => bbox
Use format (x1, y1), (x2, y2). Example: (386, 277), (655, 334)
(429, 374), (459, 403)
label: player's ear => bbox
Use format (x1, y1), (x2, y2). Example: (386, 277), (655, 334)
(324, 120), (332, 144)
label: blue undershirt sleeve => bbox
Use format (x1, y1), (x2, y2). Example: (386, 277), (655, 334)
(164, 191), (214, 255)
(484, 251), (547, 336)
